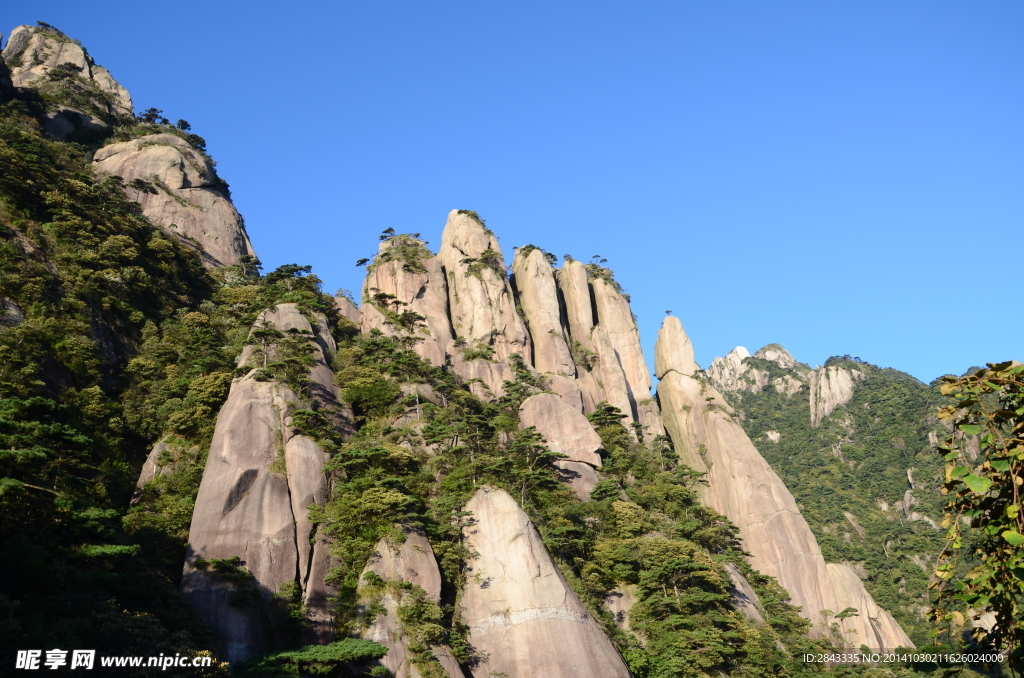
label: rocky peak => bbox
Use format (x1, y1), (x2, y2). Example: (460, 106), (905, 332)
(3, 24), (133, 115)
(755, 343), (799, 369)
(654, 315), (699, 379)
(437, 210), (531, 396)
(511, 246), (575, 379)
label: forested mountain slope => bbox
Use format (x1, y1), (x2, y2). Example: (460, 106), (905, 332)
(707, 347), (950, 647)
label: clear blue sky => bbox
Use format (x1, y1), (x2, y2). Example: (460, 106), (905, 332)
(5, 1), (1021, 383)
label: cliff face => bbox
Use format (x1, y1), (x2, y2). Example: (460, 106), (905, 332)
(460, 487), (631, 678)
(656, 317), (912, 650)
(93, 134), (256, 267)
(180, 304), (343, 663)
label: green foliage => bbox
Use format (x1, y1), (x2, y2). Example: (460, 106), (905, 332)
(461, 247), (504, 279)
(456, 209), (492, 235)
(569, 339), (599, 372)
(366, 233), (431, 275)
(237, 639), (388, 677)
(583, 258), (630, 301)
(516, 244), (558, 266)
(932, 361), (1024, 665)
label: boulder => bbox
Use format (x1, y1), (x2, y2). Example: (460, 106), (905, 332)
(511, 247), (575, 378)
(708, 344), (807, 397)
(333, 296), (361, 325)
(554, 460), (600, 501)
(180, 304), (343, 662)
(361, 236), (453, 367)
(519, 393), (602, 467)
(461, 487), (631, 678)
(358, 532), (465, 678)
(603, 585), (637, 632)
(437, 210), (530, 396)
(809, 365), (864, 426)
(93, 134), (256, 268)
(131, 437), (171, 505)
(723, 562), (765, 624)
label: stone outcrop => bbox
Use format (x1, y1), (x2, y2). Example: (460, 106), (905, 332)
(461, 487), (631, 677)
(334, 296), (361, 326)
(2, 25), (133, 116)
(724, 562), (765, 624)
(554, 460), (600, 501)
(591, 277), (652, 411)
(555, 260), (634, 420)
(826, 563), (913, 649)
(437, 211), (530, 397)
(131, 437), (171, 505)
(511, 247), (575, 378)
(361, 236), (453, 367)
(519, 393), (602, 467)
(359, 532), (465, 678)
(655, 316), (911, 650)
(180, 304), (341, 662)
(93, 134), (256, 268)
(809, 365), (864, 426)
(654, 315), (698, 379)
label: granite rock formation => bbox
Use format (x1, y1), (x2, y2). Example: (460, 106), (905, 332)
(809, 364), (865, 426)
(359, 532), (465, 678)
(655, 316), (911, 650)
(460, 487), (631, 677)
(180, 304), (341, 662)
(93, 134), (256, 268)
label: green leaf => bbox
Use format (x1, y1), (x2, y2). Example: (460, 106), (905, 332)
(951, 466), (970, 478)
(991, 459), (1010, 472)
(1002, 530), (1024, 546)
(963, 474), (992, 493)
(959, 424), (982, 435)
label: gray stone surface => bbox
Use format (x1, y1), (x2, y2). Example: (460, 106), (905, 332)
(460, 487), (631, 678)
(519, 393), (602, 467)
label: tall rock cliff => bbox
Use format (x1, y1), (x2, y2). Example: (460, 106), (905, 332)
(361, 235), (453, 366)
(180, 303), (342, 663)
(809, 364), (865, 426)
(437, 210), (531, 397)
(655, 317), (912, 650)
(460, 487), (631, 677)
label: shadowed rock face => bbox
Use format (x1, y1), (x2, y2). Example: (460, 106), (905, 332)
(93, 134), (256, 268)
(460, 487), (631, 678)
(361, 236), (453, 367)
(359, 532), (465, 678)
(437, 210), (530, 396)
(519, 393), (602, 467)
(180, 304), (341, 662)
(511, 248), (575, 378)
(2, 25), (133, 116)
(655, 316), (911, 650)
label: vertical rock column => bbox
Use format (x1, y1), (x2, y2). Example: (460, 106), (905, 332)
(510, 248), (583, 408)
(360, 235), (454, 367)
(436, 210), (531, 398)
(555, 260), (634, 419)
(180, 303), (343, 663)
(654, 316), (912, 650)
(519, 393), (603, 500)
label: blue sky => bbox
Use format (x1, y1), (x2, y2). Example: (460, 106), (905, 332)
(4, 1), (1021, 383)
